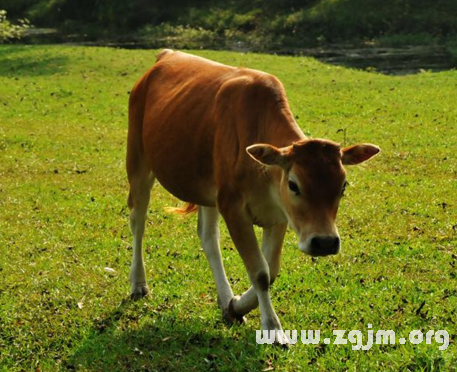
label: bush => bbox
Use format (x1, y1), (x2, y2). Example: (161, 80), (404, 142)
(2, 0), (457, 48)
(0, 9), (30, 43)
(140, 24), (220, 49)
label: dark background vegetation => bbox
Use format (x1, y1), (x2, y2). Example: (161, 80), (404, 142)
(2, 0), (457, 49)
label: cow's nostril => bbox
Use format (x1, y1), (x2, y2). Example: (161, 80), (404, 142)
(310, 236), (320, 250)
(310, 236), (340, 256)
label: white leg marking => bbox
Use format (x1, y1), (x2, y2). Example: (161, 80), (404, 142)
(129, 174), (154, 299)
(197, 207), (234, 312)
(256, 279), (291, 345)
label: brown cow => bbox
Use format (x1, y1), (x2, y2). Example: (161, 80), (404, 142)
(126, 49), (379, 344)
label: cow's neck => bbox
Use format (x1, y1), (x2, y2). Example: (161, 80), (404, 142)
(263, 106), (306, 147)
(245, 110), (303, 227)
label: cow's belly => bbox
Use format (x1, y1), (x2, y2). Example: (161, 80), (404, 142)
(143, 115), (218, 207)
(153, 166), (218, 207)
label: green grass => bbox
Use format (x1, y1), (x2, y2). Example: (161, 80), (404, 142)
(1, 45), (457, 371)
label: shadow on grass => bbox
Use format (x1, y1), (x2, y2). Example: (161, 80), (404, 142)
(308, 45), (457, 75)
(67, 298), (264, 371)
(0, 46), (69, 77)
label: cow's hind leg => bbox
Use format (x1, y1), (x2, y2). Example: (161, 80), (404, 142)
(128, 171), (155, 300)
(197, 206), (241, 323)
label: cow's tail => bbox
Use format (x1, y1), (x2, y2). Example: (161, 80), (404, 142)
(164, 203), (198, 215)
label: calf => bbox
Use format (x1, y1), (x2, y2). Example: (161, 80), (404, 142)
(126, 49), (379, 344)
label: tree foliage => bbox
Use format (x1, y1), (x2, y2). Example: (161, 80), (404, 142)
(2, 0), (457, 45)
(0, 9), (30, 43)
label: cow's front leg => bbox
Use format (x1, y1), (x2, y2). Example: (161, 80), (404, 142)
(218, 192), (289, 344)
(229, 223), (287, 317)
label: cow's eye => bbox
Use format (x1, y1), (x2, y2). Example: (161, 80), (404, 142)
(288, 180), (300, 195)
(341, 181), (349, 197)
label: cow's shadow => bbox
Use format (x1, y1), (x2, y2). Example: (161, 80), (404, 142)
(67, 298), (265, 371)
(0, 45), (70, 77)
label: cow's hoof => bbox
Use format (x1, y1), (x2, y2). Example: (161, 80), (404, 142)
(262, 331), (293, 348)
(221, 296), (246, 325)
(275, 340), (291, 349)
(130, 284), (150, 300)
(272, 330), (293, 348)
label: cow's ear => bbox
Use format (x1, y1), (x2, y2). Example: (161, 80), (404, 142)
(342, 144), (380, 165)
(246, 144), (290, 168)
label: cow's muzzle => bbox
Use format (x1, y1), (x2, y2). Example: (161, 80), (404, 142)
(299, 235), (340, 256)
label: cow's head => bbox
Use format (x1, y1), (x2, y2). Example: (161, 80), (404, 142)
(246, 139), (379, 256)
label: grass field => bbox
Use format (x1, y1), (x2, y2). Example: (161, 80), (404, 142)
(1, 45), (457, 371)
